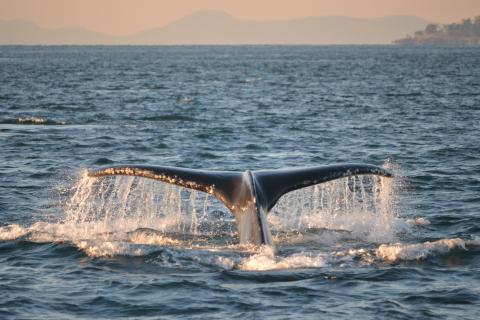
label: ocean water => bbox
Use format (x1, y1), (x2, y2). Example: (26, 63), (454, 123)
(0, 45), (479, 319)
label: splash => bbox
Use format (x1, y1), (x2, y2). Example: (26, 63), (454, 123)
(60, 162), (404, 250)
(270, 161), (405, 243)
(0, 171), (237, 257)
(60, 171), (234, 243)
(1, 162), (418, 264)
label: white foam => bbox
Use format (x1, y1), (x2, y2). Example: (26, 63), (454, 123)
(332, 247), (376, 266)
(127, 230), (181, 246)
(18, 116), (47, 124)
(0, 220), (184, 257)
(238, 246), (327, 271)
(17, 116), (66, 125)
(179, 96), (194, 103)
(213, 256), (237, 269)
(406, 217), (431, 226)
(376, 238), (466, 263)
(75, 240), (151, 257)
(0, 224), (29, 241)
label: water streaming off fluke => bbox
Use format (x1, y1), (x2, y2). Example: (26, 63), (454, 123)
(52, 163), (406, 252)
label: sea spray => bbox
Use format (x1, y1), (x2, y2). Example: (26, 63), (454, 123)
(269, 161), (405, 243)
(59, 170), (236, 246)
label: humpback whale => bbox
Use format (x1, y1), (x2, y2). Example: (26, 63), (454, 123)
(88, 164), (391, 246)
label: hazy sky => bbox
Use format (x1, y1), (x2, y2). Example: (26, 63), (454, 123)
(1, 0), (479, 35)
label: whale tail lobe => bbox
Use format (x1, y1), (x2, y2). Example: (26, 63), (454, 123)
(88, 164), (392, 246)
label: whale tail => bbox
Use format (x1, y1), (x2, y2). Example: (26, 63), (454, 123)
(88, 164), (392, 246)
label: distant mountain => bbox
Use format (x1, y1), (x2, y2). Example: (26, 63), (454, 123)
(0, 11), (429, 45)
(0, 20), (116, 45)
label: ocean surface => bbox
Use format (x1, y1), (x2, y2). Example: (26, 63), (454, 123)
(0, 45), (479, 319)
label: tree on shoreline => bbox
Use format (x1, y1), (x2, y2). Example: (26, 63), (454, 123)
(394, 16), (480, 45)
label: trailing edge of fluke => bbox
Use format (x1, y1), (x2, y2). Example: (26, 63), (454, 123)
(87, 164), (392, 246)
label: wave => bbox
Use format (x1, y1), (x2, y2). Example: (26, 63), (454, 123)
(0, 117), (66, 125)
(75, 240), (157, 257)
(376, 238), (470, 263)
(0, 222), (187, 257)
(2, 222), (477, 271)
(222, 238), (478, 270)
(141, 114), (195, 122)
(0, 224), (29, 241)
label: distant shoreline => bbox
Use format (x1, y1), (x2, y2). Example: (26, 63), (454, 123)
(394, 36), (480, 46)
(394, 15), (480, 46)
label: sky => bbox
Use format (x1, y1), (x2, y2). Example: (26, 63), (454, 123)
(1, 0), (479, 35)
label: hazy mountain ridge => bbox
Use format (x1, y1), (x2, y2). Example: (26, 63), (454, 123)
(0, 20), (116, 44)
(0, 11), (429, 44)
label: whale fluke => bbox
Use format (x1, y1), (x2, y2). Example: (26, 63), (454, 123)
(253, 164), (392, 211)
(88, 164), (392, 246)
